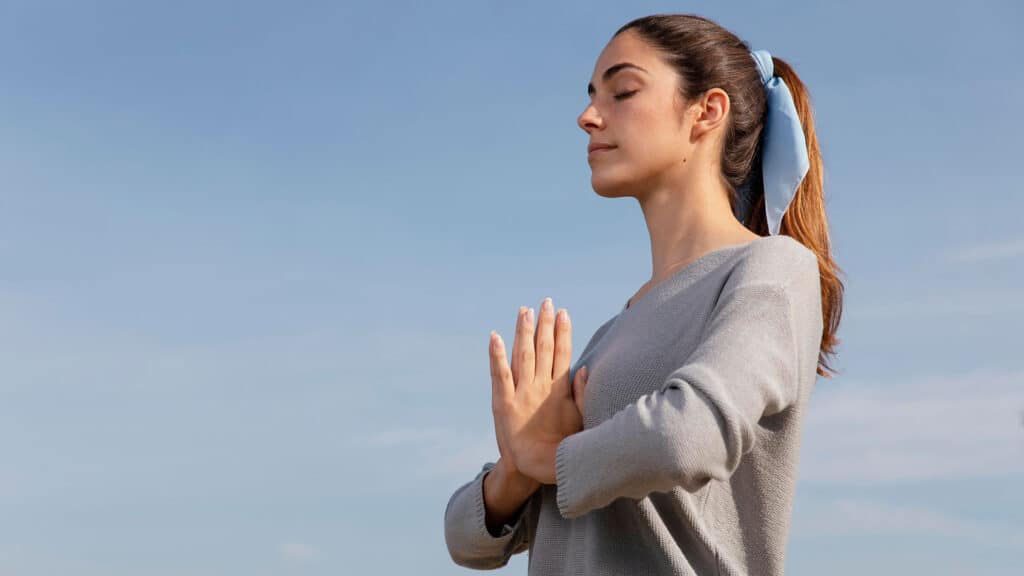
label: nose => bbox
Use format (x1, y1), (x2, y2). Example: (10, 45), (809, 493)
(577, 102), (603, 133)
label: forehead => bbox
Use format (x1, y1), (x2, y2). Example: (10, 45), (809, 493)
(590, 30), (664, 82)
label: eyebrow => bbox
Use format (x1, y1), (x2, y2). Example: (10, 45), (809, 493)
(587, 62), (649, 96)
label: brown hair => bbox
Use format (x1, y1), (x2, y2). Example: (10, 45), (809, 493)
(615, 14), (845, 378)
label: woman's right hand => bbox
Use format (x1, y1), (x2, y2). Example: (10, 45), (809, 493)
(489, 306), (541, 491)
(488, 299), (588, 486)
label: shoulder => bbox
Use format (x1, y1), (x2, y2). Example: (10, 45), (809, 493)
(713, 236), (823, 345)
(724, 235), (819, 293)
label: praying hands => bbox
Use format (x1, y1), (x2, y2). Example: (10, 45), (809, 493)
(488, 297), (589, 485)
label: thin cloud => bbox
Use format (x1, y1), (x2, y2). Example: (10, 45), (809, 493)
(800, 368), (1024, 484)
(848, 289), (1024, 317)
(793, 497), (1024, 549)
(361, 426), (451, 447)
(944, 238), (1024, 263)
(356, 425), (498, 479)
(420, 434), (499, 478)
(281, 541), (316, 562)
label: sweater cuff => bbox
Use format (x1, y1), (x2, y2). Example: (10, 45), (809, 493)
(475, 468), (524, 539)
(555, 432), (583, 519)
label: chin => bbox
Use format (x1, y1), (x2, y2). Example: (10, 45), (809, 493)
(589, 166), (643, 199)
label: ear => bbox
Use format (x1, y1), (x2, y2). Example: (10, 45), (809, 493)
(689, 87), (730, 142)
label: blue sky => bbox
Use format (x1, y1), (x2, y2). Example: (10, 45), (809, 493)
(2, 0), (1022, 574)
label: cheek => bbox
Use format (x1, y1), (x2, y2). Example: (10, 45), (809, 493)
(621, 97), (673, 140)
(624, 113), (683, 166)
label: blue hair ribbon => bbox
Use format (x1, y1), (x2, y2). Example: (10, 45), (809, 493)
(736, 49), (810, 236)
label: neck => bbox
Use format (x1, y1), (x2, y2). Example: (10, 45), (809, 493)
(635, 165), (757, 286)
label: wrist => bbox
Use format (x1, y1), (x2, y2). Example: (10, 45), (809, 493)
(495, 457), (541, 493)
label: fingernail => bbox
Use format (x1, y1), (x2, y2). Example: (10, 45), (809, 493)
(527, 308), (534, 323)
(543, 297), (553, 311)
(557, 309), (567, 322)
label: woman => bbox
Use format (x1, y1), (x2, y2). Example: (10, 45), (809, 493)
(444, 13), (844, 576)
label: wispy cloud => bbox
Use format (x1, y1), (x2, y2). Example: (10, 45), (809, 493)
(281, 541), (316, 562)
(848, 289), (1024, 317)
(793, 497), (1024, 549)
(944, 238), (1024, 263)
(363, 426), (451, 447)
(801, 368), (1024, 484)
(354, 425), (498, 479)
(419, 434), (499, 478)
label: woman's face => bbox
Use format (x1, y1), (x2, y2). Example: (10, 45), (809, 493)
(577, 29), (697, 198)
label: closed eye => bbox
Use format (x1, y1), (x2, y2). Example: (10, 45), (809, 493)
(615, 90), (638, 101)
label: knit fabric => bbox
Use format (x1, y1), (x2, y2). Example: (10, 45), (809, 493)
(444, 234), (825, 575)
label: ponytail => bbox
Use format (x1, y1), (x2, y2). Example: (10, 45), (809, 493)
(748, 57), (844, 378)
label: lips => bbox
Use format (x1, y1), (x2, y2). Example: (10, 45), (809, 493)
(588, 144), (617, 155)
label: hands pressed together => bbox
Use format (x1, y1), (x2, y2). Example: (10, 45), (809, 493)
(489, 297), (590, 485)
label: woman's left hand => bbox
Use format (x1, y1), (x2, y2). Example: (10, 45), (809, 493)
(489, 297), (582, 485)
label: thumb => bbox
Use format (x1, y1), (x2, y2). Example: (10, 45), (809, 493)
(572, 365), (588, 414)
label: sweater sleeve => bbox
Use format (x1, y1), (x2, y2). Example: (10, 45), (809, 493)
(443, 461), (538, 569)
(554, 279), (808, 519)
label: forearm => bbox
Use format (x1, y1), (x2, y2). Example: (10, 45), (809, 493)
(555, 380), (732, 518)
(483, 458), (541, 536)
(444, 460), (535, 569)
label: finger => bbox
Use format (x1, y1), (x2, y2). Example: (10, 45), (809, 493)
(551, 307), (572, 396)
(512, 305), (530, 389)
(511, 306), (526, 386)
(572, 365), (587, 415)
(534, 297), (555, 388)
(517, 305), (536, 391)
(489, 331), (514, 405)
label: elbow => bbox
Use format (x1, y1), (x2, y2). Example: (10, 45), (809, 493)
(660, 422), (745, 491)
(658, 380), (750, 489)
(659, 435), (717, 493)
(669, 466), (715, 494)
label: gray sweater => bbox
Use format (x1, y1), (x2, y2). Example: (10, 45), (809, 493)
(444, 235), (825, 575)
